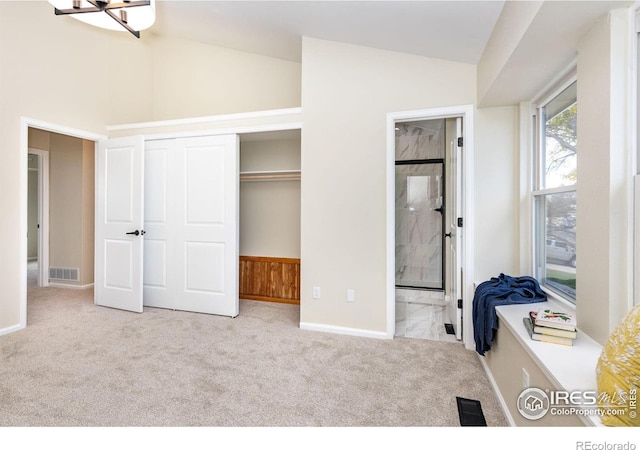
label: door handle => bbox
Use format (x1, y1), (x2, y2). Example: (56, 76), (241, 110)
(444, 232), (452, 238)
(126, 230), (140, 236)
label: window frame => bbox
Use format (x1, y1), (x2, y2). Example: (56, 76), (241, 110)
(634, 7), (640, 308)
(532, 74), (578, 307)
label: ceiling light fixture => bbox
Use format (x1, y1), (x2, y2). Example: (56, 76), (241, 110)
(48, 0), (156, 39)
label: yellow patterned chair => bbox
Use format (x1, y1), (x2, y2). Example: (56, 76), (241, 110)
(596, 305), (640, 426)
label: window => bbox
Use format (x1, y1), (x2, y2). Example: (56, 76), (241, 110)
(533, 80), (577, 303)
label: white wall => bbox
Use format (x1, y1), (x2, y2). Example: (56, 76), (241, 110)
(48, 133), (84, 278)
(150, 35), (301, 121)
(474, 106), (520, 283)
(300, 37), (478, 333)
(576, 9), (634, 344)
(0, 2), (111, 331)
(477, 1), (543, 105)
(239, 137), (301, 258)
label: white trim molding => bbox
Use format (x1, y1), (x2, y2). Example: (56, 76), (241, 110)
(20, 117), (107, 332)
(386, 104), (475, 348)
(143, 122), (303, 142)
(0, 323), (25, 337)
(519, 101), (534, 275)
(108, 107), (303, 132)
(48, 283), (95, 290)
(28, 148), (50, 288)
(299, 322), (388, 340)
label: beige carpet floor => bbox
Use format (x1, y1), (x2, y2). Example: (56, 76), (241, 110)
(0, 267), (508, 427)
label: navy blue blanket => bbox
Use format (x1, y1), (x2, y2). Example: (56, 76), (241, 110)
(473, 273), (547, 356)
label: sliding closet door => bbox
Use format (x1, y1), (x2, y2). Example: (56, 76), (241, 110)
(142, 139), (174, 310)
(95, 136), (145, 313)
(144, 135), (240, 317)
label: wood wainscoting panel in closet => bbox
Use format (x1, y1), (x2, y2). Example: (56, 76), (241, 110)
(239, 256), (300, 304)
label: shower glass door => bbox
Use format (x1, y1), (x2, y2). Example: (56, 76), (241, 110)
(395, 119), (446, 291)
(395, 162), (444, 290)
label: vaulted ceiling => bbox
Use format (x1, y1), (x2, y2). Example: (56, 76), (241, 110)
(151, 1), (506, 64)
(148, 1), (634, 106)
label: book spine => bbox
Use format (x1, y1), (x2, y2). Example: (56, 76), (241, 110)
(533, 326), (577, 339)
(533, 335), (573, 346)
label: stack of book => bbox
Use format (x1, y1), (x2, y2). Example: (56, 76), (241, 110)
(523, 308), (577, 346)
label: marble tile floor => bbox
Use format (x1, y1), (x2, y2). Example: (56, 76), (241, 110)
(395, 288), (460, 343)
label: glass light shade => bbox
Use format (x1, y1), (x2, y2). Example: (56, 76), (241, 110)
(48, 0), (156, 32)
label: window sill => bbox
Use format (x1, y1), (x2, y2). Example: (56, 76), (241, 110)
(495, 300), (604, 426)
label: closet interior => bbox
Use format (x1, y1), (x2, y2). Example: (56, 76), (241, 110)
(238, 129), (301, 305)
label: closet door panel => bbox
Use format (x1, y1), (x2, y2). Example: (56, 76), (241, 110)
(184, 242), (225, 293)
(143, 141), (175, 310)
(143, 240), (167, 288)
(95, 136), (144, 313)
(185, 146), (225, 224)
(175, 136), (238, 316)
(142, 135), (238, 317)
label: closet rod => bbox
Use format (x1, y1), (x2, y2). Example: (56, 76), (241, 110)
(240, 170), (301, 182)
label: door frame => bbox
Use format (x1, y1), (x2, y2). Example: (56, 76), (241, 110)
(386, 105), (475, 349)
(27, 148), (50, 287)
(19, 117), (106, 329)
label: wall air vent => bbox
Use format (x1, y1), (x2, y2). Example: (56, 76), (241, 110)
(49, 267), (80, 282)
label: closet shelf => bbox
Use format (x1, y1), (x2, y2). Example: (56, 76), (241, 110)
(240, 170), (301, 182)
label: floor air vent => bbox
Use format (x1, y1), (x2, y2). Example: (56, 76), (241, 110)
(456, 397), (487, 426)
(49, 267), (80, 282)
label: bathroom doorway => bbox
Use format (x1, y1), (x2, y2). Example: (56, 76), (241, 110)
(394, 117), (462, 342)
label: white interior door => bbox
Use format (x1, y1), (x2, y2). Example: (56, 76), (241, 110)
(144, 134), (239, 317)
(448, 118), (463, 340)
(142, 139), (174, 310)
(95, 136), (145, 313)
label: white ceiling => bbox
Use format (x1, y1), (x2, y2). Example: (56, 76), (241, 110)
(151, 1), (506, 64)
(148, 0), (633, 106)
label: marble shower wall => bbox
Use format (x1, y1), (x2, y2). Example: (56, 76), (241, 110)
(395, 120), (444, 160)
(395, 119), (445, 289)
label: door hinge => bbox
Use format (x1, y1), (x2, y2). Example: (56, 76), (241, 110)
(457, 217), (463, 228)
(457, 137), (463, 147)
(458, 299), (463, 309)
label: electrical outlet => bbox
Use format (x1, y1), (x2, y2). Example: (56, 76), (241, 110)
(347, 289), (355, 302)
(313, 286), (321, 299)
(522, 368), (530, 389)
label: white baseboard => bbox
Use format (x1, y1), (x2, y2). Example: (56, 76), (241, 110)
(0, 323), (25, 337)
(477, 354), (516, 427)
(299, 322), (389, 339)
(48, 282), (94, 290)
